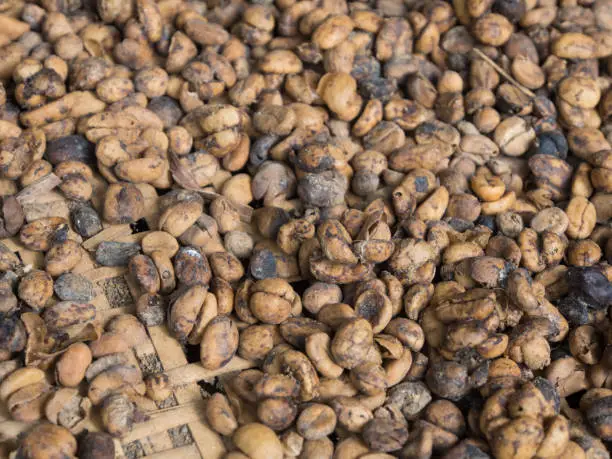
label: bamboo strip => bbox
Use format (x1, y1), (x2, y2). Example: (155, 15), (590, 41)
(145, 444), (203, 459)
(165, 358), (256, 388)
(121, 401), (206, 443)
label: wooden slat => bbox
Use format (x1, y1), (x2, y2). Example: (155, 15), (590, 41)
(136, 430), (175, 456)
(165, 358), (255, 387)
(145, 444), (202, 459)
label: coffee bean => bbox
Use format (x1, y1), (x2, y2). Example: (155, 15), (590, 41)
(95, 241), (141, 266)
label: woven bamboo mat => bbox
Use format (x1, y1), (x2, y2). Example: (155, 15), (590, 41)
(0, 174), (255, 459)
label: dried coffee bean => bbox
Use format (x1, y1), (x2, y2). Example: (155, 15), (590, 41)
(77, 432), (115, 459)
(387, 382), (432, 418)
(71, 206), (103, 239)
(530, 131), (568, 159)
(46, 135), (95, 165)
(0, 315), (26, 355)
(233, 423), (283, 459)
(17, 424), (77, 459)
(362, 416), (409, 452)
(95, 241), (141, 267)
(18, 270), (53, 311)
(45, 239), (82, 277)
(358, 77), (398, 101)
(4, 0), (612, 453)
(331, 318), (374, 369)
(566, 267), (612, 308)
(493, 0), (526, 23)
(472, 14), (514, 46)
(54, 273), (94, 302)
(200, 315), (239, 370)
(128, 254), (160, 294)
(249, 135), (278, 167)
(426, 361), (471, 401)
(147, 96), (182, 129)
(298, 171), (348, 208)
(257, 397), (297, 431)
(206, 393), (238, 436)
(103, 183), (145, 224)
(566, 197), (596, 239)
(558, 295), (594, 325)
(296, 404), (337, 440)
(55, 342), (92, 387)
(0, 196), (24, 238)
(101, 394), (136, 437)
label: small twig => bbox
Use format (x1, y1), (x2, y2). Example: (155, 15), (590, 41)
(472, 48), (536, 99)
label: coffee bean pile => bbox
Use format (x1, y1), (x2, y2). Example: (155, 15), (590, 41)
(0, 0), (612, 458)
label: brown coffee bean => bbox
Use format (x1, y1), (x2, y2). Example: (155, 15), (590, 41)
(258, 397), (298, 431)
(553, 33), (596, 59)
(248, 278), (298, 324)
(206, 393), (238, 436)
(129, 254), (160, 294)
(312, 15), (354, 50)
(200, 315), (239, 370)
(45, 240), (82, 277)
(305, 332), (344, 379)
(493, 116), (535, 156)
(103, 183), (145, 224)
(55, 342), (92, 387)
(331, 397), (373, 433)
(209, 251), (245, 282)
(174, 246), (211, 287)
(18, 270), (53, 311)
(17, 424), (77, 459)
(101, 394), (137, 437)
(233, 423), (283, 459)
(566, 196), (597, 239)
(296, 403), (337, 440)
(279, 349), (319, 401)
(302, 283), (343, 316)
(331, 318), (374, 369)
(559, 77), (601, 109)
(362, 416), (409, 452)
(472, 14), (514, 46)
(317, 72), (362, 121)
(511, 56), (545, 90)
(20, 217), (68, 252)
(239, 325), (277, 361)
